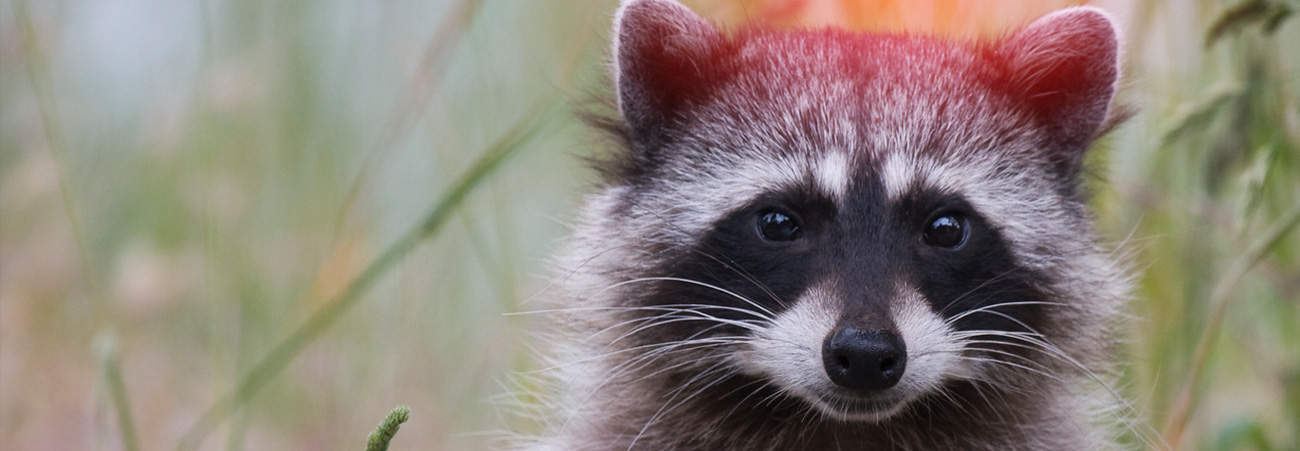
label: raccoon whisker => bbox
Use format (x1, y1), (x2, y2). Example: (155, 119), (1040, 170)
(959, 343), (1064, 377)
(959, 336), (1096, 388)
(1105, 215), (1157, 262)
(927, 384), (963, 411)
(559, 352), (734, 440)
(628, 361), (737, 450)
(942, 300), (1067, 327)
(576, 335), (746, 385)
(922, 387), (961, 418)
(905, 382), (961, 424)
(963, 374), (1026, 400)
(510, 277), (773, 322)
(938, 275), (1028, 318)
(509, 303), (772, 322)
(626, 276), (780, 318)
(946, 379), (1003, 422)
(957, 338), (1058, 355)
(961, 338), (1127, 402)
(554, 311), (739, 351)
(518, 241), (643, 307)
(950, 330), (1042, 341)
(686, 248), (789, 310)
(647, 303), (776, 322)
(583, 310), (732, 342)
(986, 343), (1169, 450)
(796, 397), (821, 431)
(600, 326), (743, 367)
(606, 313), (766, 345)
(521, 308), (770, 349)
(572, 347), (733, 412)
(658, 359), (734, 410)
(631, 193), (790, 311)
(604, 314), (767, 350)
(628, 202), (789, 310)
(764, 390), (806, 429)
(826, 396), (850, 422)
(716, 378), (780, 426)
(966, 378), (1036, 438)
(637, 336), (753, 365)
(606, 348), (731, 397)
(958, 331), (1170, 450)
(664, 359), (735, 401)
(512, 304), (771, 347)
(829, 426), (846, 451)
(594, 278), (778, 320)
(951, 307), (1045, 339)
(954, 332), (1079, 374)
(528, 335), (750, 374)
(752, 381), (795, 410)
(588, 276), (779, 319)
(958, 329), (1076, 366)
(615, 337), (752, 374)
(936, 244), (1096, 317)
(953, 353), (1064, 384)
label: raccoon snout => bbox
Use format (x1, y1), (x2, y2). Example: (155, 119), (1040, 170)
(822, 328), (907, 392)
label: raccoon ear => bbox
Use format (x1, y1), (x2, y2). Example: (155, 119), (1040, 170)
(998, 7), (1121, 161)
(614, 0), (726, 143)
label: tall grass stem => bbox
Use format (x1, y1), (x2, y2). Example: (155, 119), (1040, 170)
(13, 0), (99, 303)
(331, 0), (485, 244)
(1160, 200), (1300, 448)
(95, 333), (141, 451)
(176, 101), (558, 451)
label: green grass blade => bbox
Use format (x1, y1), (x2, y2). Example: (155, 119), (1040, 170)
(13, 0), (98, 301)
(176, 101), (559, 451)
(1205, 0), (1294, 46)
(365, 406), (411, 451)
(1161, 200), (1300, 447)
(330, 0), (486, 243)
(95, 333), (141, 451)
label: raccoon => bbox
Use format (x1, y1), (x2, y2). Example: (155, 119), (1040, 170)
(522, 0), (1131, 449)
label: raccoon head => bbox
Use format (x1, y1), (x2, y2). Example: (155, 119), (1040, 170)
(575, 0), (1125, 423)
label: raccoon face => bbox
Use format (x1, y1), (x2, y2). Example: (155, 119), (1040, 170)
(580, 0), (1123, 423)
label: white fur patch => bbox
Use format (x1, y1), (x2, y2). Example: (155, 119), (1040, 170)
(640, 153), (824, 242)
(890, 286), (972, 389)
(880, 153), (918, 201)
(741, 282), (837, 395)
(815, 152), (851, 199)
(879, 153), (976, 202)
(741, 282), (970, 422)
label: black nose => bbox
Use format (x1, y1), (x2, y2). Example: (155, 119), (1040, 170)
(822, 328), (907, 391)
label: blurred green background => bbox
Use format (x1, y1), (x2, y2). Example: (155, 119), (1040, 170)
(1, 0), (1297, 449)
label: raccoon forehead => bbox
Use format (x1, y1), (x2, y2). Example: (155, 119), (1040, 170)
(681, 55), (1041, 178)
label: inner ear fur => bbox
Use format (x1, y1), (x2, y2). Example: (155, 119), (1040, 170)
(613, 0), (729, 145)
(995, 7), (1122, 171)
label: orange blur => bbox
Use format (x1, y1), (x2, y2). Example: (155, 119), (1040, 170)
(690, 0), (1089, 37)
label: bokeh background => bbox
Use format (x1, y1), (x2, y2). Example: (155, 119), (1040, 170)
(2, 0), (1298, 449)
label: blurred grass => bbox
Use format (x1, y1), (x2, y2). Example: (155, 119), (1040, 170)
(96, 333), (141, 451)
(0, 0), (1298, 450)
(176, 98), (559, 451)
(1104, 1), (1300, 449)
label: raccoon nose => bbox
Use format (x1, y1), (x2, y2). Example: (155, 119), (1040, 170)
(822, 328), (907, 392)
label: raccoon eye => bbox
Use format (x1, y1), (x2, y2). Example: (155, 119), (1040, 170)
(924, 214), (967, 249)
(757, 210), (802, 242)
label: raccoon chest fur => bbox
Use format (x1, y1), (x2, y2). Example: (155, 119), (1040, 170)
(521, 1), (1131, 450)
